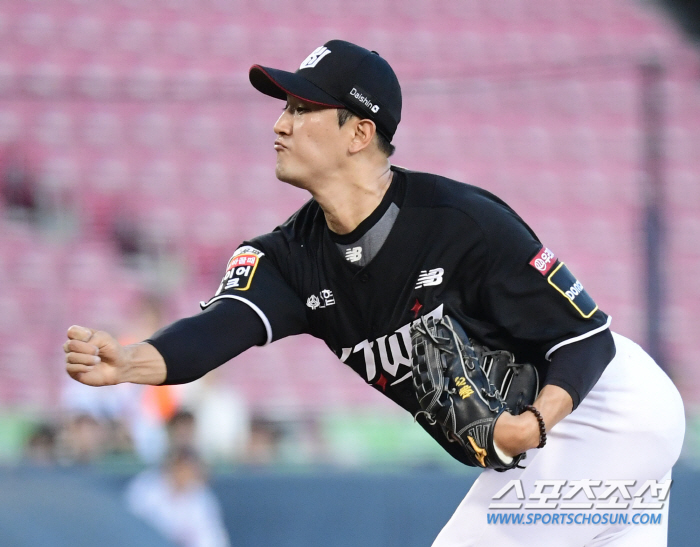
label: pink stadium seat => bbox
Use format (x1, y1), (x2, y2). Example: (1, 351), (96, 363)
(115, 18), (155, 55)
(666, 125), (695, 167)
(0, 62), (15, 97)
(35, 110), (74, 148)
(181, 113), (224, 150)
(163, 20), (203, 57)
(82, 111), (125, 149)
(171, 69), (211, 101)
(446, 31), (487, 69)
(18, 12), (56, 48)
(668, 169), (700, 208)
(0, 109), (22, 143)
(64, 15), (105, 52)
(76, 64), (118, 100)
(0, 338), (49, 406)
(25, 62), (66, 98)
(0, 12), (7, 43)
(185, 160), (230, 198)
(134, 158), (183, 197)
(671, 216), (700, 255)
(126, 67), (165, 101)
(208, 23), (250, 64)
(526, 0), (571, 25)
(396, 0), (435, 22)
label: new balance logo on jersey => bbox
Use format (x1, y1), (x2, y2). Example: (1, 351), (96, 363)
(299, 46), (331, 69)
(345, 246), (363, 263)
(415, 268), (444, 289)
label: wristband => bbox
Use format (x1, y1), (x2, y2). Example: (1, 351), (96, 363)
(524, 404), (547, 449)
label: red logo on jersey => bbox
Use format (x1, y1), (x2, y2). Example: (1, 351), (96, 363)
(227, 254), (258, 270)
(529, 247), (557, 275)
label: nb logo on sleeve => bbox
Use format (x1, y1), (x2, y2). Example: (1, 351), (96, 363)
(415, 268), (444, 289)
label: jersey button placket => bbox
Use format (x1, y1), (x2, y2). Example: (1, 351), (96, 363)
(358, 272), (370, 283)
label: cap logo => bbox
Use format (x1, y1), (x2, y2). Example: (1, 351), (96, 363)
(299, 46), (331, 70)
(350, 87), (380, 114)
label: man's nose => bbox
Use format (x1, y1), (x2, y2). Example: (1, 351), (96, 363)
(274, 110), (292, 135)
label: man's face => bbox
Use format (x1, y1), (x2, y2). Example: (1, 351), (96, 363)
(273, 96), (349, 189)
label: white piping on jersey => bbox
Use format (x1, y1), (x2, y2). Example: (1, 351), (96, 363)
(544, 316), (612, 361)
(199, 295), (273, 346)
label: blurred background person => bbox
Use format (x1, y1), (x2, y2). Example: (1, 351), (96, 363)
(125, 446), (231, 547)
(166, 409), (197, 452)
(60, 413), (107, 465)
(178, 369), (251, 465)
(23, 422), (57, 467)
(243, 415), (284, 466)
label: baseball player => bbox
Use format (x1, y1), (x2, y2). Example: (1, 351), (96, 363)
(65, 40), (685, 546)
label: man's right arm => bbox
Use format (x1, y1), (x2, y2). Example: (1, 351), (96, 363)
(64, 299), (268, 387)
(64, 327), (168, 386)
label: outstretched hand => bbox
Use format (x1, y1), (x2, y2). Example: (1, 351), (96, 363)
(64, 325), (125, 387)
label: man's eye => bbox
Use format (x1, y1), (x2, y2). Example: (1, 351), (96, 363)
(294, 107), (308, 114)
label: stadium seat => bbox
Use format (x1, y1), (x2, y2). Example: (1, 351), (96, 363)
(0, 62), (15, 97)
(18, 12), (56, 48)
(77, 64), (118, 100)
(25, 63), (65, 98)
(115, 19), (154, 55)
(163, 20), (202, 57)
(64, 15), (105, 51)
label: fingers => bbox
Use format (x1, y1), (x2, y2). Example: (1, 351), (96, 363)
(66, 362), (98, 375)
(64, 327), (115, 357)
(67, 325), (96, 343)
(65, 351), (101, 366)
(63, 339), (99, 355)
(64, 329), (102, 367)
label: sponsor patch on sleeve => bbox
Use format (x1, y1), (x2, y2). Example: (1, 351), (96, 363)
(529, 246), (557, 276)
(547, 262), (598, 319)
(215, 245), (264, 294)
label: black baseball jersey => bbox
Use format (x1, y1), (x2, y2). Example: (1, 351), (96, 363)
(201, 166), (610, 463)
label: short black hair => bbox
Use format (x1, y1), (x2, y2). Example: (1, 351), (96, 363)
(337, 109), (395, 157)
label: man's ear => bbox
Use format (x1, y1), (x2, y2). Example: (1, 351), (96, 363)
(348, 118), (377, 154)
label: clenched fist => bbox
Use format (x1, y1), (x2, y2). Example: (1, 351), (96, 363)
(64, 326), (125, 386)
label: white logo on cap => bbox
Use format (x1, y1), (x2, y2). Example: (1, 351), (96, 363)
(300, 46), (331, 69)
(350, 87), (380, 114)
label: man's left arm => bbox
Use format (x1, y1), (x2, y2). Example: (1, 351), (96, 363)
(495, 329), (616, 456)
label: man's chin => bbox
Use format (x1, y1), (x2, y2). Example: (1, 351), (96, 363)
(275, 167), (305, 189)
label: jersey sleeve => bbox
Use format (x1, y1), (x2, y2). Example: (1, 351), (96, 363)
(472, 199), (610, 358)
(200, 235), (309, 344)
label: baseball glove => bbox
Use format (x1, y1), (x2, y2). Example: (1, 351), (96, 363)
(410, 315), (539, 471)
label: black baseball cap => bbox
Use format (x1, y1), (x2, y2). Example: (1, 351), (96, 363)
(249, 40), (402, 142)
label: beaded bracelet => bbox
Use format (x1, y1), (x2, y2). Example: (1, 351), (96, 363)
(524, 405), (547, 449)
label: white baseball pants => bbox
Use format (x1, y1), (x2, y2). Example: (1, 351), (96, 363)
(432, 332), (686, 547)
